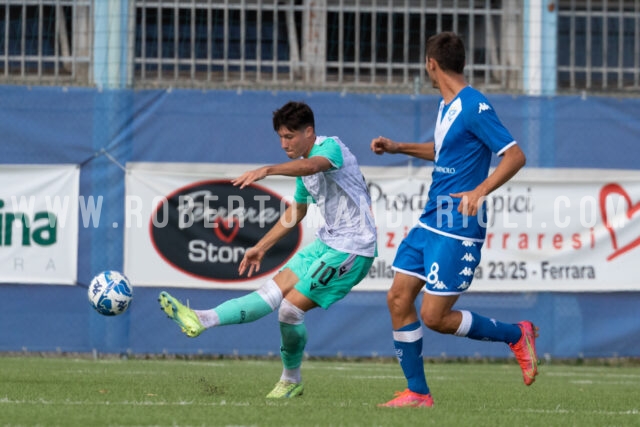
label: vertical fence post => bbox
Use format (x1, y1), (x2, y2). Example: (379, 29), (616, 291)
(303, 0), (327, 84)
(93, 0), (132, 88)
(523, 0), (557, 96)
(90, 0), (134, 354)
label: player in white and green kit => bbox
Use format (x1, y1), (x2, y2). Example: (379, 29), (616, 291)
(159, 101), (377, 398)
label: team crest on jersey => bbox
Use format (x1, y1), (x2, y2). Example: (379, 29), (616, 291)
(478, 102), (491, 113)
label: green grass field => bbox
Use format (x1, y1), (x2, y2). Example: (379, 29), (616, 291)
(1, 356), (639, 426)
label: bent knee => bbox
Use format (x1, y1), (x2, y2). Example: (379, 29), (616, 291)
(386, 288), (412, 314)
(421, 313), (447, 332)
(421, 309), (460, 334)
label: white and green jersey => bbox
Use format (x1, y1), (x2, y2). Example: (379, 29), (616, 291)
(293, 136), (377, 257)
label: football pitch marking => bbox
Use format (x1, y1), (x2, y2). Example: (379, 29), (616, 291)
(546, 371), (640, 379)
(569, 379), (640, 386)
(350, 375), (405, 379)
(511, 408), (640, 416)
(1, 397), (638, 416)
(0, 397), (250, 407)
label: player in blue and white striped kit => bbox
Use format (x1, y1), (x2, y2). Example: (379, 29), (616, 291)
(372, 32), (538, 408)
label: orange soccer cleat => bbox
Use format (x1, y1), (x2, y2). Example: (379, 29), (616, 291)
(509, 321), (539, 385)
(378, 389), (434, 408)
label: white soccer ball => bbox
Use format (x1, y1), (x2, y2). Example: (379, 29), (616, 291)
(88, 270), (133, 316)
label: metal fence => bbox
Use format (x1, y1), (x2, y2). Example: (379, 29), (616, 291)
(557, 0), (640, 92)
(0, 0), (639, 94)
(133, 0), (523, 93)
(0, 0), (92, 85)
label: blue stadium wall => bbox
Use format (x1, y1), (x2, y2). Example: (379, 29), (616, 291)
(1, 85), (639, 359)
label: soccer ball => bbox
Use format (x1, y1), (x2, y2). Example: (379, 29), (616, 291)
(88, 270), (133, 316)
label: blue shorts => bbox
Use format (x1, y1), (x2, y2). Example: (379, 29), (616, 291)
(392, 225), (483, 295)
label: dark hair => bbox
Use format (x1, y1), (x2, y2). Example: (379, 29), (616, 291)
(426, 32), (466, 74)
(272, 101), (315, 132)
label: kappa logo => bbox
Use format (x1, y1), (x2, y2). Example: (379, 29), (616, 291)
(462, 240), (475, 247)
(459, 267), (474, 276)
(457, 281), (470, 291)
(433, 281), (447, 290)
(461, 253), (476, 262)
(478, 102), (491, 113)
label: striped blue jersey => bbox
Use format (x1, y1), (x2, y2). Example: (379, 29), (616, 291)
(420, 86), (516, 241)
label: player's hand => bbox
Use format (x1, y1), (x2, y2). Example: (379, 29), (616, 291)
(231, 167), (268, 189)
(370, 136), (398, 155)
(450, 190), (485, 216)
(238, 246), (266, 277)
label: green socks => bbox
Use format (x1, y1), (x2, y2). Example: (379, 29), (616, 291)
(279, 322), (308, 369)
(214, 291), (275, 325)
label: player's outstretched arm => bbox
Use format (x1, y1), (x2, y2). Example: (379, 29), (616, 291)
(238, 202), (309, 277)
(232, 156), (332, 189)
(370, 136), (435, 161)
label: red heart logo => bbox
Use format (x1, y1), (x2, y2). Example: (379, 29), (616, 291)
(599, 183), (640, 261)
(214, 218), (239, 243)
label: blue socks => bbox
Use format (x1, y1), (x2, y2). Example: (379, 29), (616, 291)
(393, 310), (522, 394)
(393, 321), (429, 395)
(455, 310), (521, 345)
(392, 313), (521, 396)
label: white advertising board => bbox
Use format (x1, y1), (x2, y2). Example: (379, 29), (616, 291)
(0, 165), (79, 284)
(125, 163), (640, 291)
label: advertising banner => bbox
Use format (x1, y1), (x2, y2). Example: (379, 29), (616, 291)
(0, 165), (79, 284)
(125, 163), (640, 291)
(367, 166), (640, 292)
(125, 163), (304, 290)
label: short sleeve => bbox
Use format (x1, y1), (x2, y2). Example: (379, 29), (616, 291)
(309, 137), (344, 169)
(293, 176), (313, 204)
(466, 99), (515, 155)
